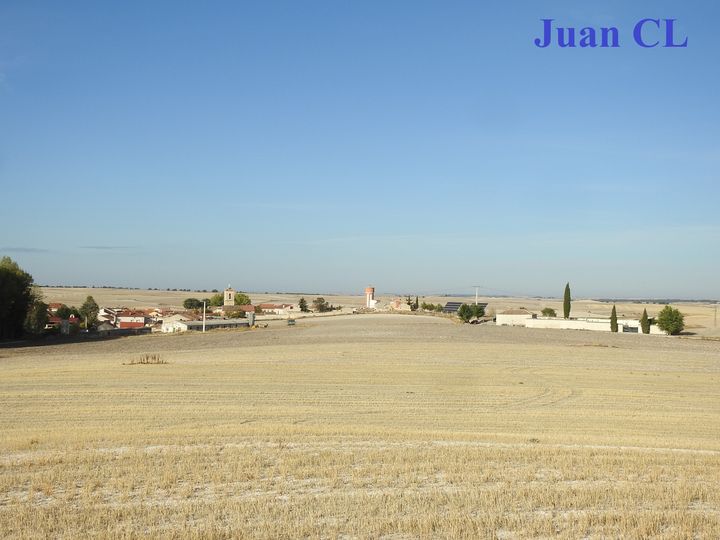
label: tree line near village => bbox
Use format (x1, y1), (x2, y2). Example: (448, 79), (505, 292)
(181, 294), (340, 315)
(1, 257), (685, 340)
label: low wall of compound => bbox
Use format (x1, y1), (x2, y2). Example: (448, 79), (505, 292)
(525, 318), (611, 332)
(496, 314), (534, 326)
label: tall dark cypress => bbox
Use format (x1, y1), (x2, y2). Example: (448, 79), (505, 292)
(640, 308), (650, 334)
(563, 283), (571, 319)
(610, 305), (618, 332)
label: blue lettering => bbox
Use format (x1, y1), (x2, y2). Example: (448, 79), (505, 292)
(634, 18), (661, 48)
(664, 19), (688, 47)
(534, 19), (554, 48)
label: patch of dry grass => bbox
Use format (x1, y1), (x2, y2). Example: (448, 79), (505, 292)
(124, 353), (166, 365)
(1, 316), (718, 537)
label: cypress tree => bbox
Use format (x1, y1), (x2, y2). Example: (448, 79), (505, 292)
(610, 305), (618, 333)
(640, 308), (650, 334)
(563, 283), (571, 319)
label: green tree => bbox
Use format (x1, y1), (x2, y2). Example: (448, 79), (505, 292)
(541, 307), (557, 317)
(656, 305), (685, 335)
(563, 283), (571, 319)
(312, 297), (331, 313)
(413, 296), (419, 311)
(56, 304), (72, 319)
(234, 292), (251, 305)
(610, 305), (618, 333)
(457, 304), (473, 323)
(183, 298), (203, 310)
(79, 295), (100, 328)
(0, 256), (35, 340)
(434, 304), (444, 313)
(24, 300), (49, 335)
(640, 308), (650, 334)
(299, 297), (309, 312)
(208, 293), (224, 307)
(470, 304), (485, 319)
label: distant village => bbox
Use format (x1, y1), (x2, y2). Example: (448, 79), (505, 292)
(39, 283), (679, 338)
(44, 286), (302, 336)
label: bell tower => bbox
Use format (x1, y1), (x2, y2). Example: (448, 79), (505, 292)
(224, 286), (235, 306)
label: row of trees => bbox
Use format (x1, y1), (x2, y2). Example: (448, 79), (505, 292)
(309, 297), (339, 313)
(611, 304), (683, 334)
(182, 294), (340, 315)
(421, 302), (445, 313)
(299, 297), (341, 313)
(183, 292), (252, 310)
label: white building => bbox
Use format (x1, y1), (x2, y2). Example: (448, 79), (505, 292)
(162, 318), (249, 333)
(256, 303), (297, 315)
(160, 313), (194, 333)
(496, 309), (535, 326)
(499, 313), (667, 335)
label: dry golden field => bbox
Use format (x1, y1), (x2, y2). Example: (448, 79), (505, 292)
(1, 314), (719, 538)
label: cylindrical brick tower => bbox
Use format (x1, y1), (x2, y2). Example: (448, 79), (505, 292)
(365, 286), (375, 308)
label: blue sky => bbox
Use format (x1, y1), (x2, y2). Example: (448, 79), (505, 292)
(1, 1), (718, 298)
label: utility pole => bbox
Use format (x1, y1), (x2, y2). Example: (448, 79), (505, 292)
(202, 300), (206, 333)
(473, 285), (481, 305)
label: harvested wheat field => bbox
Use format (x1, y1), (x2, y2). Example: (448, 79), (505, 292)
(1, 314), (719, 538)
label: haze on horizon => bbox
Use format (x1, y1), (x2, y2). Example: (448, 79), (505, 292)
(1, 1), (719, 300)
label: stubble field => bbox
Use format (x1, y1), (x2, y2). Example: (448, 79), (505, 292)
(1, 315), (719, 538)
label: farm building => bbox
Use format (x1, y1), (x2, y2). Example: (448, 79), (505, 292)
(97, 307), (119, 325)
(45, 315), (81, 331)
(496, 309), (536, 326)
(497, 313), (667, 335)
(116, 310), (148, 329)
(162, 318), (249, 333)
(525, 317), (666, 334)
(257, 303), (296, 315)
(387, 298), (412, 311)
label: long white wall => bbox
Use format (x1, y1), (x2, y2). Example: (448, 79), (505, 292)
(525, 318), (610, 332)
(514, 317), (666, 335)
(496, 314), (534, 326)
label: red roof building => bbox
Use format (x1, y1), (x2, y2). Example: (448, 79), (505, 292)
(117, 310), (147, 329)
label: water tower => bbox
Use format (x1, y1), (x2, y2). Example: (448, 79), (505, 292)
(365, 286), (377, 309)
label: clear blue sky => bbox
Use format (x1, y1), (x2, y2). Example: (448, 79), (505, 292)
(1, 1), (718, 298)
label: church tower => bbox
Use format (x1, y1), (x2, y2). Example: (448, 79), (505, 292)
(224, 286), (235, 306)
